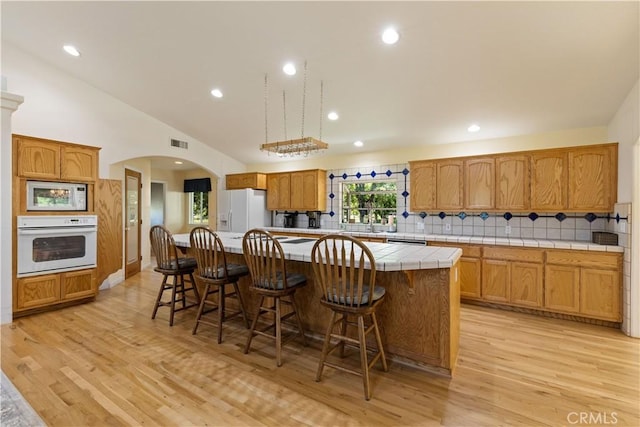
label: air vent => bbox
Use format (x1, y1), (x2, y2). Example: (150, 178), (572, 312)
(170, 138), (188, 149)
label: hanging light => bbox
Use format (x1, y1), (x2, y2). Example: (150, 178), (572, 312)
(260, 61), (329, 157)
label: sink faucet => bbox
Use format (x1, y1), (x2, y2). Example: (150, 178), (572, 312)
(364, 202), (374, 232)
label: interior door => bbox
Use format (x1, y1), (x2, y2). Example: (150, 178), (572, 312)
(125, 168), (141, 278)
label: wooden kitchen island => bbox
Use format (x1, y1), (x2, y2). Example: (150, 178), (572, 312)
(174, 232), (462, 376)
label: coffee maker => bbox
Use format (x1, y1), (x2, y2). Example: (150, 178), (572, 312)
(283, 212), (297, 228)
(307, 211), (321, 229)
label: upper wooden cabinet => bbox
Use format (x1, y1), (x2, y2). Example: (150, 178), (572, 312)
(465, 158), (495, 210)
(225, 172), (267, 190)
(266, 173), (291, 210)
(496, 155), (529, 211)
(290, 169), (326, 211)
(16, 135), (99, 182)
(568, 145), (616, 211)
(266, 169), (326, 211)
(410, 142), (617, 213)
(408, 160), (436, 211)
(531, 151), (567, 211)
(436, 160), (463, 210)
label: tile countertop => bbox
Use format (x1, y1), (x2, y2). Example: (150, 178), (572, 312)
(172, 232), (462, 272)
(263, 227), (624, 253)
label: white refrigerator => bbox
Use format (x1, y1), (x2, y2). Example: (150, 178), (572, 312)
(226, 189), (271, 233)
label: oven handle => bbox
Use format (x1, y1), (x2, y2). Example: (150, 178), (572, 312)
(18, 227), (97, 235)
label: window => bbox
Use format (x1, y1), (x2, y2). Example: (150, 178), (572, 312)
(190, 191), (209, 224)
(342, 180), (397, 225)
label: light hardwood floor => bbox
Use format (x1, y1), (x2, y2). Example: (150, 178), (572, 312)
(2, 268), (639, 426)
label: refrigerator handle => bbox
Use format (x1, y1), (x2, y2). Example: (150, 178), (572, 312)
(228, 210), (232, 231)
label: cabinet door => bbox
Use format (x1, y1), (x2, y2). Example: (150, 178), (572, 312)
(409, 161), (437, 211)
(580, 268), (621, 321)
(544, 265), (580, 313)
(290, 170), (326, 211)
(437, 160), (463, 210)
(16, 274), (61, 310)
(510, 262), (543, 308)
(61, 145), (98, 182)
(482, 259), (509, 303)
(62, 269), (97, 300)
(531, 152), (566, 211)
(568, 146), (614, 211)
(225, 173), (267, 190)
(16, 137), (61, 179)
(460, 257), (481, 299)
(266, 173), (291, 210)
(496, 155), (529, 210)
(465, 158), (495, 210)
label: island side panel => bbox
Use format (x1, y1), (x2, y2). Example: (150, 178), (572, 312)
(224, 253), (459, 376)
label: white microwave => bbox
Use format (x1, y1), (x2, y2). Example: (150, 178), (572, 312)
(26, 181), (88, 211)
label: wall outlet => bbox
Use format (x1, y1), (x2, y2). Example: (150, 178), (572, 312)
(445, 223), (451, 232)
(619, 221), (626, 233)
(505, 225), (512, 235)
(417, 221), (424, 230)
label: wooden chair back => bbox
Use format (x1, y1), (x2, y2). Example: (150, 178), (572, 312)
(149, 225), (180, 271)
(242, 229), (290, 292)
(311, 234), (377, 308)
(189, 227), (229, 281)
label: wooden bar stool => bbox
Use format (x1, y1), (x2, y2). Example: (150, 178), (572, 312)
(311, 234), (388, 400)
(242, 229), (307, 367)
(189, 227), (250, 343)
(149, 225), (201, 326)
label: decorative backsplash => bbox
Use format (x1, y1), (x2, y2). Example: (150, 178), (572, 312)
(320, 163), (630, 242)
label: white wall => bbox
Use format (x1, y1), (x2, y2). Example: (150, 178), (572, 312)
(607, 78), (639, 337)
(3, 43), (247, 180)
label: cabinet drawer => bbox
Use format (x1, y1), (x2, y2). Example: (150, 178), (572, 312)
(546, 250), (620, 270)
(428, 242), (481, 258)
(484, 246), (544, 263)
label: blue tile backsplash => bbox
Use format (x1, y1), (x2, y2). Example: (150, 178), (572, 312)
(275, 162), (629, 243)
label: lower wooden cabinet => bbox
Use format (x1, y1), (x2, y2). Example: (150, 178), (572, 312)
(15, 268), (97, 312)
(16, 274), (61, 310)
(460, 257), (481, 299)
(482, 247), (544, 308)
(545, 250), (621, 321)
(426, 242), (482, 299)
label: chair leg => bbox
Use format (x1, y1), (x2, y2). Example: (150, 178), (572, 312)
(371, 312), (388, 372)
(244, 296), (264, 355)
(233, 282), (250, 328)
(275, 297), (282, 367)
(217, 284), (225, 344)
(192, 283), (210, 335)
(316, 310), (337, 382)
(189, 273), (201, 304)
(288, 294), (307, 346)
(152, 274), (168, 320)
(339, 314), (348, 358)
(178, 274), (187, 308)
(169, 275), (178, 326)
(358, 315), (371, 401)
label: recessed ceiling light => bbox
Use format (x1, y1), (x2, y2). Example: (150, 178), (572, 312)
(468, 124), (480, 132)
(283, 62), (296, 76)
(210, 88), (223, 98)
(354, 140), (364, 147)
(174, 160), (183, 165)
(327, 111), (339, 121)
(63, 45), (80, 57)
(381, 28), (399, 45)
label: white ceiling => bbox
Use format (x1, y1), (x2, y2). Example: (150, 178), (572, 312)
(2, 1), (638, 167)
